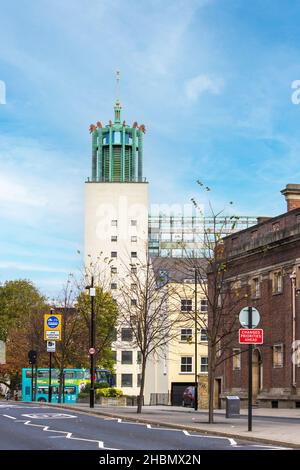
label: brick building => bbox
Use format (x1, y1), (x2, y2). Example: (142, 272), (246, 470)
(214, 184), (300, 409)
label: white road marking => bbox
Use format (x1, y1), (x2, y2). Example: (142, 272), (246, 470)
(2, 415), (16, 420)
(181, 430), (237, 447)
(22, 413), (77, 419)
(22, 420), (118, 449)
(104, 417), (122, 423)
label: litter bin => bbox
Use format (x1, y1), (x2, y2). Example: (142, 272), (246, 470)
(225, 396), (240, 418)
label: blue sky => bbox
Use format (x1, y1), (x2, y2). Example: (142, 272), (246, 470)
(1, 0), (300, 297)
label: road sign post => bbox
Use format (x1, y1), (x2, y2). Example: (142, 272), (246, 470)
(44, 310), (61, 403)
(239, 306), (263, 432)
(46, 341), (56, 353)
(44, 313), (62, 341)
(248, 307), (253, 432)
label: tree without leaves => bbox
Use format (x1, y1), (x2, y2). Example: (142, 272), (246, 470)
(176, 184), (249, 423)
(116, 249), (183, 414)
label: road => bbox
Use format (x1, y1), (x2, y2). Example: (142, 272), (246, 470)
(0, 402), (290, 450)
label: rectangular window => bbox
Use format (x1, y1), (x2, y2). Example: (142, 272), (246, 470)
(37, 370), (49, 379)
(114, 131), (121, 144)
(131, 236), (137, 242)
(111, 251), (117, 258)
(121, 351), (133, 364)
(121, 328), (133, 342)
(200, 356), (208, 373)
(181, 356), (193, 373)
(200, 329), (208, 341)
(158, 269), (169, 287)
(131, 266), (137, 275)
(64, 371), (75, 380)
(180, 328), (193, 342)
(131, 220), (137, 226)
(111, 267), (117, 274)
(181, 299), (193, 312)
(111, 220), (118, 227)
(137, 351), (142, 364)
(131, 283), (137, 290)
(252, 277), (260, 298)
(131, 252), (137, 258)
(111, 235), (117, 242)
(273, 344), (284, 368)
(111, 283), (117, 290)
(273, 271), (283, 293)
(233, 348), (241, 370)
(131, 299), (137, 306)
(137, 373), (141, 387)
(121, 374), (133, 387)
(272, 222), (280, 232)
(200, 299), (208, 312)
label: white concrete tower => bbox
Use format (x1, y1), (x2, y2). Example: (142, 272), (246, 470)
(84, 85), (148, 396)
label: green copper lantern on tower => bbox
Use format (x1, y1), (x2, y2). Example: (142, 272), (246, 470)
(89, 90), (146, 183)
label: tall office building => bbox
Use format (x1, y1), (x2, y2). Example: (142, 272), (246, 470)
(84, 94), (148, 396)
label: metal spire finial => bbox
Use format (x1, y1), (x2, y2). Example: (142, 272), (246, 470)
(116, 70), (120, 106)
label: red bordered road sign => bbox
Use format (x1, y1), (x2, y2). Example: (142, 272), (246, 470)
(89, 348), (96, 355)
(239, 328), (263, 344)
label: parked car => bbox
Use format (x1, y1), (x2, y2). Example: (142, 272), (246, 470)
(182, 386), (195, 407)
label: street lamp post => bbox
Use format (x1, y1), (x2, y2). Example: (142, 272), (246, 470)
(86, 276), (96, 408)
(194, 268), (198, 411)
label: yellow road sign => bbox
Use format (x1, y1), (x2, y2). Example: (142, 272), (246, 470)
(44, 314), (62, 341)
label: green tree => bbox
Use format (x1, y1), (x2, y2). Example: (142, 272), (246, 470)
(0, 279), (48, 392)
(75, 286), (118, 371)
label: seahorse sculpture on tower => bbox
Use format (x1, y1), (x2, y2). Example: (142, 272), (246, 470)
(89, 124), (97, 133)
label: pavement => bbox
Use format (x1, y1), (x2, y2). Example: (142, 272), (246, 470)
(34, 402), (300, 449)
(0, 402), (288, 451)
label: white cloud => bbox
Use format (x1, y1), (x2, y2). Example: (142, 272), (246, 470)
(0, 174), (47, 207)
(0, 261), (69, 273)
(184, 74), (224, 102)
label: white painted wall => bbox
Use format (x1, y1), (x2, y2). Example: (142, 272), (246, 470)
(84, 182), (148, 397)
